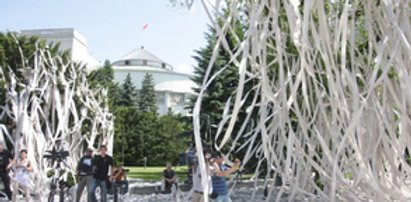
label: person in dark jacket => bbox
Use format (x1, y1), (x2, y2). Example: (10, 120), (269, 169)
(161, 162), (177, 193)
(0, 143), (13, 200)
(88, 145), (113, 202)
(76, 148), (94, 202)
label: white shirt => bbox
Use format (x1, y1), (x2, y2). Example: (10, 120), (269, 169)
(192, 166), (213, 194)
(13, 159), (31, 187)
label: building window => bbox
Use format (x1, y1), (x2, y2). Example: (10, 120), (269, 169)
(156, 92), (165, 104)
(170, 93), (184, 106)
(125, 60), (130, 65)
(162, 63), (166, 69)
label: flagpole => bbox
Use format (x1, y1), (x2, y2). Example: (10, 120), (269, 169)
(139, 23), (149, 49)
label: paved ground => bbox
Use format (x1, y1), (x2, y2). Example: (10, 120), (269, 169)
(118, 187), (269, 202)
(3, 179), (306, 201)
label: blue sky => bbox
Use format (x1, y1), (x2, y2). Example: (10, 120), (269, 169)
(0, 0), (212, 74)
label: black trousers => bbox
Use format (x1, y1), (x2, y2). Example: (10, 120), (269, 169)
(0, 173), (11, 200)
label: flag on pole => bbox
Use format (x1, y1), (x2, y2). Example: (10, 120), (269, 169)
(142, 23), (149, 30)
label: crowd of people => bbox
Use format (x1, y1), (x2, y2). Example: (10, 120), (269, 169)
(0, 143), (128, 202)
(0, 141), (240, 202)
(76, 145), (128, 202)
(77, 147), (241, 202)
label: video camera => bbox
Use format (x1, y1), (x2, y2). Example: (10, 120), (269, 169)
(43, 147), (69, 164)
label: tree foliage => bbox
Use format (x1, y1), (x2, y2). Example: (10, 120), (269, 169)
(188, 16), (258, 152)
(110, 72), (189, 166)
(0, 32), (191, 167)
(87, 60), (122, 108)
(138, 73), (158, 113)
(119, 73), (138, 107)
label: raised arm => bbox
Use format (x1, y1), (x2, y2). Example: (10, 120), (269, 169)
(213, 159), (241, 177)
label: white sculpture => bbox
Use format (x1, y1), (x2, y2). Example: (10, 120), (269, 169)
(0, 40), (114, 199)
(191, 0), (411, 201)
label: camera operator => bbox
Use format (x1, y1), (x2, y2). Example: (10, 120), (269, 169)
(111, 164), (128, 201)
(76, 148), (94, 202)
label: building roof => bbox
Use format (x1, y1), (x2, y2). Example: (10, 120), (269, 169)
(21, 28), (88, 47)
(119, 47), (164, 62)
(155, 80), (196, 94)
(112, 47), (173, 70)
(21, 28), (101, 71)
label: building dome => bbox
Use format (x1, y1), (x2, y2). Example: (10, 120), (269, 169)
(112, 47), (196, 115)
(112, 46), (173, 71)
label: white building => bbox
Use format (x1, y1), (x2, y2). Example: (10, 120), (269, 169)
(21, 28), (100, 70)
(112, 47), (196, 115)
(20, 28), (195, 115)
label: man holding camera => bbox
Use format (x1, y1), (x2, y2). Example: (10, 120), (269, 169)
(112, 164), (128, 202)
(76, 148), (94, 202)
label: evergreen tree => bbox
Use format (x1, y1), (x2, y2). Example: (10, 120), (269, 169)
(139, 111), (190, 166)
(138, 73), (158, 113)
(189, 21), (251, 149)
(87, 60), (122, 108)
(88, 60), (114, 87)
(113, 106), (142, 165)
(119, 73), (138, 107)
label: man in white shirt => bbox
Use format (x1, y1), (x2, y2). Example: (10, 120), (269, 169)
(192, 152), (213, 202)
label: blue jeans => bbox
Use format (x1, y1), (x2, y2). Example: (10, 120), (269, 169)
(213, 194), (232, 202)
(88, 179), (107, 202)
(113, 181), (129, 195)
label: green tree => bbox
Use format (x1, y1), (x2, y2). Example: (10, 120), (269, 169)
(88, 60), (114, 88)
(140, 111), (190, 166)
(0, 32), (70, 83)
(87, 60), (122, 108)
(119, 73), (138, 107)
(113, 106), (142, 165)
(138, 73), (157, 113)
(189, 19), (254, 149)
(0, 32), (72, 129)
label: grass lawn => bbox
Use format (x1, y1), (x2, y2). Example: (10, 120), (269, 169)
(125, 166), (189, 181)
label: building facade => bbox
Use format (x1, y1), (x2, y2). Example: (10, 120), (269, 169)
(20, 28), (195, 115)
(112, 47), (196, 115)
(21, 28), (100, 70)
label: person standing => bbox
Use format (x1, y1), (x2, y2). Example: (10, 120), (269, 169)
(76, 148), (94, 202)
(11, 149), (32, 202)
(210, 152), (241, 202)
(112, 164), (128, 202)
(88, 145), (113, 202)
(192, 151), (213, 202)
(0, 143), (13, 200)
